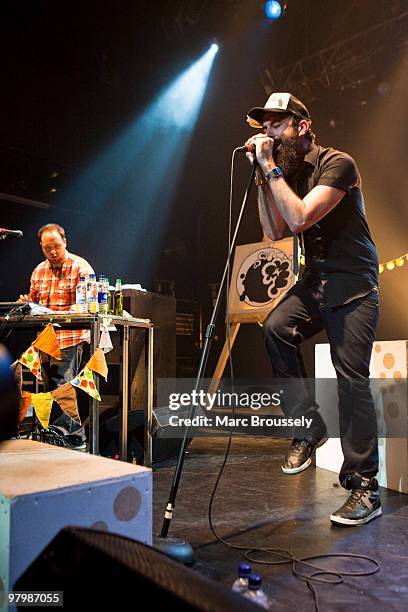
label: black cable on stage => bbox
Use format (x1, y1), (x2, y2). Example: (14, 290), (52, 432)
(204, 149), (381, 612)
(0, 304), (30, 343)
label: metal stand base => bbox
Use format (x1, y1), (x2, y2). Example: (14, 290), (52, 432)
(153, 535), (194, 565)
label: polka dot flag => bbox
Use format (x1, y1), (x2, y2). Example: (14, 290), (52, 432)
(71, 367), (101, 401)
(18, 345), (43, 381)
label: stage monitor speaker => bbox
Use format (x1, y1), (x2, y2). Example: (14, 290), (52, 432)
(99, 409), (183, 464)
(14, 526), (260, 611)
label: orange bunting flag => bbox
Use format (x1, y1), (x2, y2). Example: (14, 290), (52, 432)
(71, 368), (101, 401)
(86, 347), (108, 381)
(19, 345), (43, 381)
(51, 382), (81, 424)
(32, 323), (62, 359)
(18, 391), (32, 424)
(31, 392), (53, 429)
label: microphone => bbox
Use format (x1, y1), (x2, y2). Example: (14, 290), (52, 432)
(236, 144), (255, 153)
(237, 138), (281, 154)
(0, 228), (23, 238)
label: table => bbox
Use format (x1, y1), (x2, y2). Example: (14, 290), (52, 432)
(0, 313), (154, 466)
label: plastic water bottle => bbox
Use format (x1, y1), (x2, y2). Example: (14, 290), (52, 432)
(87, 273), (98, 314)
(75, 276), (87, 313)
(97, 274), (108, 315)
(231, 562), (252, 594)
(242, 574), (271, 609)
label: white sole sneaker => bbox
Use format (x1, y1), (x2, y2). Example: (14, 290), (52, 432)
(281, 436), (328, 475)
(281, 457), (312, 474)
(330, 506), (382, 526)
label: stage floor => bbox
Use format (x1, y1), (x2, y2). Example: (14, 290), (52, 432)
(153, 436), (408, 612)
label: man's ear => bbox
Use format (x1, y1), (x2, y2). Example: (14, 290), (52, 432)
(298, 119), (310, 137)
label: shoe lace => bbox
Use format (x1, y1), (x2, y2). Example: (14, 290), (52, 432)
(345, 489), (367, 510)
(292, 438), (310, 451)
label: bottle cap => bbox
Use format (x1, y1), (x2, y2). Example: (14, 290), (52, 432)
(248, 574), (262, 589)
(238, 562), (251, 576)
(79, 276), (85, 281)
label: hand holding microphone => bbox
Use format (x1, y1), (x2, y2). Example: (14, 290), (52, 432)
(238, 134), (277, 172)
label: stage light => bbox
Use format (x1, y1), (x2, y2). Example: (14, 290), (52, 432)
(264, 1), (286, 21)
(56, 45), (219, 280)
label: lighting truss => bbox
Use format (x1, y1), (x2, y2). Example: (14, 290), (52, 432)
(259, 11), (408, 102)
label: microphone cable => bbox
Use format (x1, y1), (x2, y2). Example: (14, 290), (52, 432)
(0, 303), (31, 344)
(203, 147), (381, 612)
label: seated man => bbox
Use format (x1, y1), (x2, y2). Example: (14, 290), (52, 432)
(20, 223), (94, 449)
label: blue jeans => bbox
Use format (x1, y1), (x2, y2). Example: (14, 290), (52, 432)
(263, 281), (379, 483)
(41, 342), (89, 440)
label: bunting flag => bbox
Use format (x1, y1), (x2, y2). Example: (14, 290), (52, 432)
(19, 345), (43, 381)
(71, 367), (101, 401)
(51, 382), (81, 424)
(86, 347), (108, 381)
(99, 328), (113, 353)
(32, 323), (62, 359)
(18, 391), (32, 424)
(31, 392), (53, 429)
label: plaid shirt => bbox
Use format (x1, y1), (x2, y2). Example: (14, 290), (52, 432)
(28, 252), (94, 349)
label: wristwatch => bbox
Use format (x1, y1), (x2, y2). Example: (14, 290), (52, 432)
(265, 166), (283, 180)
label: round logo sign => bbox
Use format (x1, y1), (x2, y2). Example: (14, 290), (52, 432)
(236, 247), (292, 307)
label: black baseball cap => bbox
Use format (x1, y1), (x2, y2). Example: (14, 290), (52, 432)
(247, 92), (311, 128)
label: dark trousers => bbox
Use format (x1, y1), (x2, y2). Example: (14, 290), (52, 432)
(263, 280), (379, 483)
(41, 342), (90, 440)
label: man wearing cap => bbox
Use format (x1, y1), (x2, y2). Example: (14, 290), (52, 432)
(245, 93), (380, 526)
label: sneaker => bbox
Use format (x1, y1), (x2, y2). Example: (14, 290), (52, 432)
(330, 474), (382, 526)
(36, 426), (87, 452)
(62, 436), (87, 452)
(281, 436), (328, 474)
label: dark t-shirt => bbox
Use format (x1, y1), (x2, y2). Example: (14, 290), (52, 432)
(291, 143), (378, 307)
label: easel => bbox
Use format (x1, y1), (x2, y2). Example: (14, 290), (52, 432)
(209, 238), (297, 394)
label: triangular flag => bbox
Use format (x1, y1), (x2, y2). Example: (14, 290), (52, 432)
(19, 345), (43, 381)
(86, 347), (108, 381)
(32, 323), (62, 359)
(18, 391), (32, 424)
(99, 328), (113, 353)
(71, 367), (101, 401)
(31, 392), (53, 429)
(51, 382), (81, 424)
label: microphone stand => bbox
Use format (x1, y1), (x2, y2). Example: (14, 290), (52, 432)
(154, 159), (258, 564)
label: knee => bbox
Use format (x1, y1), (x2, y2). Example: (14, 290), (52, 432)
(263, 309), (290, 345)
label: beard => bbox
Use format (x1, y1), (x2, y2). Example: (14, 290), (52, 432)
(274, 130), (304, 179)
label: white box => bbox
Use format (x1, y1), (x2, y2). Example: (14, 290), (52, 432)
(315, 341), (408, 492)
(0, 439), (152, 604)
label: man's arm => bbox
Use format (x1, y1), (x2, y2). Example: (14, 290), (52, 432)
(19, 272), (38, 303)
(251, 134), (349, 233)
(256, 169), (292, 240)
(266, 179), (346, 234)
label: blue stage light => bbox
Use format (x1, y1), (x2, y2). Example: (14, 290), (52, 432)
(56, 44), (219, 279)
(265, 1), (283, 20)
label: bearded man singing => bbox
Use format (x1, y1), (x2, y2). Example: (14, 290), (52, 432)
(245, 93), (380, 526)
